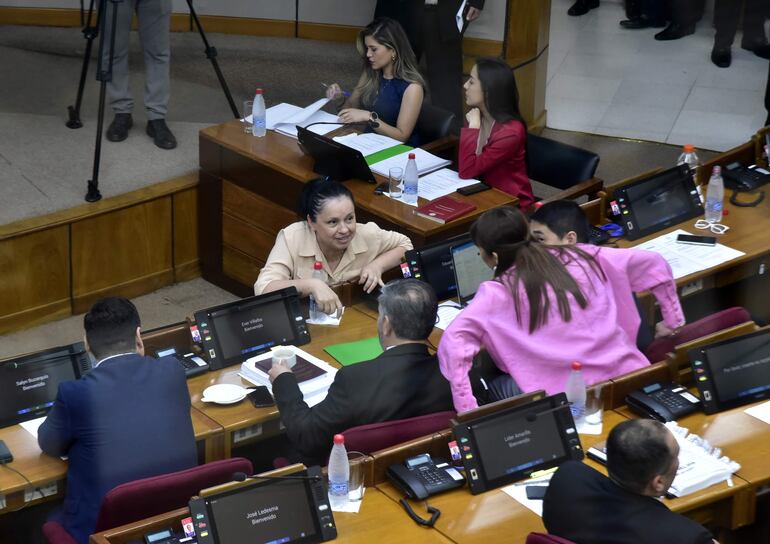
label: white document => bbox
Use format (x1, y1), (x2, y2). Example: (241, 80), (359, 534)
(369, 147), (451, 177)
(456, 0), (468, 32)
(634, 229), (745, 280)
(501, 474), (553, 517)
(306, 307), (345, 327)
(333, 133), (403, 156)
(417, 168), (478, 201)
(20, 416), (47, 438)
(435, 303), (462, 330)
(262, 99), (342, 138)
(240, 346), (337, 408)
(745, 400), (770, 425)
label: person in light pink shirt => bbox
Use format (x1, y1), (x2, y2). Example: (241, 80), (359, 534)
(438, 207), (685, 413)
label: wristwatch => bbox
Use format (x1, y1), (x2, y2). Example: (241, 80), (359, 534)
(368, 111), (380, 127)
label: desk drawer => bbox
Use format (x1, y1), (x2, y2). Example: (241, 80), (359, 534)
(223, 213), (274, 262)
(223, 246), (263, 289)
(223, 180), (296, 234)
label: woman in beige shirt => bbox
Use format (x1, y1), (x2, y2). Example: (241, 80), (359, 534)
(254, 179), (413, 315)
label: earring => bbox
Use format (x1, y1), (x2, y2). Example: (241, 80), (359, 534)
(391, 53), (396, 62)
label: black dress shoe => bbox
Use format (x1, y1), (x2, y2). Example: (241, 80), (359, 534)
(106, 113), (132, 142)
(621, 16), (668, 29)
(741, 39), (770, 60)
(568, 0), (599, 17)
(710, 45), (731, 68)
(654, 22), (695, 41)
(146, 119), (177, 150)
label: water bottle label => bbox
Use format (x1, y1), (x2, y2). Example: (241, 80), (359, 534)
(329, 481), (348, 495)
(254, 118), (266, 129)
(570, 403), (585, 419)
(404, 184), (417, 195)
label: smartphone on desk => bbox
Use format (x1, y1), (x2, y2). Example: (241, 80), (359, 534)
(247, 386), (275, 408)
(676, 234), (716, 246)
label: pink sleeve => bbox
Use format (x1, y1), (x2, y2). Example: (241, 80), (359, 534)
(438, 282), (501, 412)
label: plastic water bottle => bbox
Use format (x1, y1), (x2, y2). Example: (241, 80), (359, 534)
(252, 88), (266, 137)
(704, 166), (724, 224)
(308, 261), (327, 321)
(403, 153), (419, 205)
(677, 144), (700, 176)
(328, 434), (349, 509)
(565, 361), (586, 427)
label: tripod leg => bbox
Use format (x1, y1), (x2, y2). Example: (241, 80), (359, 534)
(67, 0), (100, 129)
(185, 0), (240, 119)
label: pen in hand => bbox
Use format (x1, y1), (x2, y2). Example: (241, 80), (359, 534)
(321, 82), (351, 98)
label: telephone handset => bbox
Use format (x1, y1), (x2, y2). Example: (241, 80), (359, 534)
(386, 453), (464, 500)
(626, 383), (700, 422)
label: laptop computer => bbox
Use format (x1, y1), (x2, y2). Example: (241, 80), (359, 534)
(296, 126), (376, 182)
(688, 328), (770, 414)
(450, 240), (495, 307)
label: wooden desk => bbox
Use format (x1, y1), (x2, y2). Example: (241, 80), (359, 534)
(198, 120), (516, 296)
(89, 488), (452, 544)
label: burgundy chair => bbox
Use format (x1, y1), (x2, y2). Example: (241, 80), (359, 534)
(342, 411), (456, 454)
(643, 306), (751, 363)
(526, 532), (578, 544)
(42, 457), (253, 544)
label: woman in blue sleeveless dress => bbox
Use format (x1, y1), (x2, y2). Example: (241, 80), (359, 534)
(326, 18), (424, 147)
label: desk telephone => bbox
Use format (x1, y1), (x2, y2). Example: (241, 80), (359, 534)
(626, 382), (701, 422)
(723, 162), (770, 192)
(386, 453), (465, 500)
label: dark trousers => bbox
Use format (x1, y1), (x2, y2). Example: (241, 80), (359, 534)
(714, 0), (767, 48)
(668, 0), (705, 26)
(625, 0), (668, 22)
(421, 7), (465, 122)
(765, 60), (770, 126)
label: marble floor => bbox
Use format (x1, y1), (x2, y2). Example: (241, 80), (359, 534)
(546, 0), (769, 152)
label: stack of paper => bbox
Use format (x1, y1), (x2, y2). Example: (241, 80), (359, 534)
(369, 147), (451, 177)
(417, 169), (479, 201)
(240, 346), (337, 407)
(263, 99), (342, 138)
(333, 133), (404, 157)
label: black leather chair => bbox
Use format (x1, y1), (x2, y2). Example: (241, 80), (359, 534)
(526, 133), (603, 205)
(415, 103), (459, 147)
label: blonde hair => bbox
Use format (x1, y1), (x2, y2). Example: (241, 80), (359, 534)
(355, 18), (425, 107)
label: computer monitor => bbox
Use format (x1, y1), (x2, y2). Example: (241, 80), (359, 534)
(0, 342), (90, 428)
(689, 328), (770, 414)
(613, 164), (703, 240)
(450, 240), (494, 306)
(297, 126), (376, 182)
(452, 393), (584, 494)
(403, 233), (471, 300)
(194, 287), (310, 370)
(189, 466), (336, 544)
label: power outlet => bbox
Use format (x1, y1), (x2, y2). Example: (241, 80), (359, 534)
(233, 424), (263, 444)
(24, 482), (57, 503)
(681, 279), (703, 297)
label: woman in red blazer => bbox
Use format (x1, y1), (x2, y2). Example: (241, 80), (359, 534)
(458, 57), (533, 210)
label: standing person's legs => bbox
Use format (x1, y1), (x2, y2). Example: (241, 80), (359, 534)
(655, 0), (697, 40)
(103, 0), (137, 141)
(421, 7), (464, 123)
(765, 60), (770, 126)
(741, 0), (770, 58)
(711, 0), (740, 67)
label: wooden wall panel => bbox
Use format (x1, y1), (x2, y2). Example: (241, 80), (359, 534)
(222, 181), (296, 234)
(71, 199), (174, 313)
(0, 227), (70, 334)
(173, 188), (200, 282)
(222, 246), (263, 294)
(222, 213), (275, 263)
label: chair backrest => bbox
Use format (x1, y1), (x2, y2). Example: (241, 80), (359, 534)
(526, 532), (578, 544)
(644, 306), (752, 364)
(415, 103), (458, 144)
(342, 411), (456, 455)
(526, 133), (599, 190)
(93, 457), (253, 532)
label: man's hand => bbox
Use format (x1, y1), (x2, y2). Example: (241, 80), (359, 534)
(358, 263), (385, 293)
(466, 7), (482, 22)
(268, 360), (293, 383)
(338, 108), (371, 124)
(310, 279), (343, 316)
(465, 108), (481, 129)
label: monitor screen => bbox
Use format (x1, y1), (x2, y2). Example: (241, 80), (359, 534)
(624, 167), (693, 232)
(0, 343), (86, 428)
(404, 233), (470, 300)
(705, 330), (770, 405)
(451, 241), (494, 304)
(207, 479), (319, 544)
(195, 288), (310, 370)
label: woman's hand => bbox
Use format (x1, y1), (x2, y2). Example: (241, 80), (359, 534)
(309, 279), (343, 316)
(325, 83), (343, 100)
(654, 321), (683, 338)
(338, 108), (371, 124)
(465, 108), (481, 129)
(358, 263), (385, 293)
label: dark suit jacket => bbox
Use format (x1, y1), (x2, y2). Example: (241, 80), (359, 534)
(543, 461), (714, 544)
(38, 354), (197, 544)
(375, 0), (486, 47)
(272, 343), (454, 463)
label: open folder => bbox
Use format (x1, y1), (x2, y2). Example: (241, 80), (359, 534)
(264, 98), (342, 138)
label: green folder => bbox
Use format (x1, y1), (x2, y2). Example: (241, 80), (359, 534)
(365, 144), (413, 166)
(324, 337), (383, 366)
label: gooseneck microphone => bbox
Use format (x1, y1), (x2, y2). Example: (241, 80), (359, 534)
(525, 402), (572, 423)
(232, 471), (322, 483)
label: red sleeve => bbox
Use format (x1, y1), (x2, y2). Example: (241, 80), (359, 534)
(458, 122), (524, 180)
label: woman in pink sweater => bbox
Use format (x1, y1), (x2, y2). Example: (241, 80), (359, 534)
(437, 207), (684, 413)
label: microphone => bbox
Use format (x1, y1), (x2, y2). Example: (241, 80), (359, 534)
(525, 402), (572, 423)
(232, 471), (322, 483)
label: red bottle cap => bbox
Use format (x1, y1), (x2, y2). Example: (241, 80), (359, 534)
(333, 434), (345, 445)
(255, 88), (263, 94)
(571, 361), (582, 371)
(408, 153), (416, 159)
(313, 261), (323, 270)
(683, 144), (694, 153)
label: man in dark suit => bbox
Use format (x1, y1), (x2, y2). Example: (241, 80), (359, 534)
(710, 0), (770, 67)
(374, 0), (485, 122)
(654, 0), (704, 40)
(543, 420), (717, 544)
(269, 279), (454, 464)
(38, 298), (197, 544)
